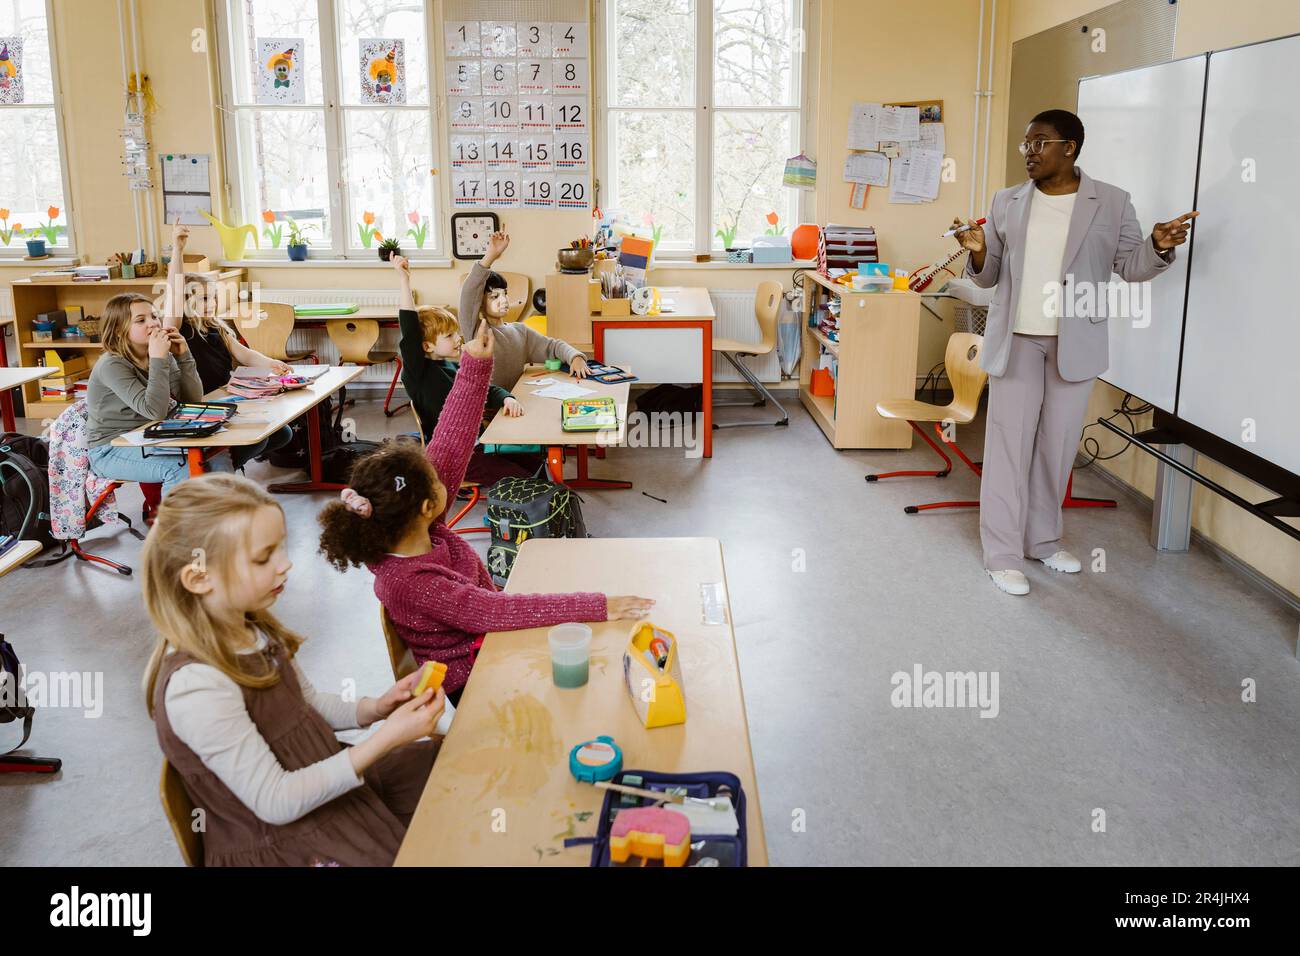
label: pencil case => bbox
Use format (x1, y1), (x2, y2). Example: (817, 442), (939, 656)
(142, 402), (236, 439)
(622, 622), (685, 728)
(566, 769), (749, 867)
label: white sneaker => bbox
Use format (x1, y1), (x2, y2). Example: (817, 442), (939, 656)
(987, 569), (1030, 595)
(1039, 550), (1082, 573)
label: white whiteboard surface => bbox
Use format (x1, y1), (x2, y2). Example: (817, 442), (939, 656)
(1179, 34), (1300, 477)
(1077, 56), (1205, 412)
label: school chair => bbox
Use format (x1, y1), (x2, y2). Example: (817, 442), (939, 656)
(380, 606), (418, 682)
(867, 332), (986, 513)
(327, 319), (398, 413)
(235, 302), (318, 364)
(408, 404), (489, 536)
(711, 280), (789, 428)
(159, 760), (203, 867)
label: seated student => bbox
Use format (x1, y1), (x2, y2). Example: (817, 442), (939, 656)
(318, 321), (654, 705)
(391, 253), (539, 485)
(164, 220), (294, 471)
(143, 473), (445, 867)
(457, 230), (591, 392)
(85, 292), (209, 494)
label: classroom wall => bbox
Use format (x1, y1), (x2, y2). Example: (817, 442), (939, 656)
(3, 0), (1018, 384)
(1003, 0), (1300, 599)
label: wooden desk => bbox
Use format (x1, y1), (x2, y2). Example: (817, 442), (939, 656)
(479, 367), (631, 490)
(0, 366), (48, 432)
(395, 536), (767, 867)
(0, 539), (43, 578)
(591, 287), (716, 459)
(111, 366), (364, 492)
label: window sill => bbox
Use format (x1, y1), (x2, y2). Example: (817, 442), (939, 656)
(651, 258), (815, 271)
(219, 257), (454, 269)
(0, 256), (79, 268)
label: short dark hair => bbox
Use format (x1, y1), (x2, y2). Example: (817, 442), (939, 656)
(1030, 109), (1085, 157)
(483, 270), (508, 295)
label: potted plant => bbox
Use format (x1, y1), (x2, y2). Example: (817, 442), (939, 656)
(25, 228), (46, 258)
(378, 237), (402, 262)
(285, 219), (311, 261)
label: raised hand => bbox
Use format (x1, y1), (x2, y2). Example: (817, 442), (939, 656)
(484, 230), (509, 265)
(1152, 211), (1198, 250)
(391, 252), (410, 277)
(462, 319), (495, 360)
(172, 216), (189, 252)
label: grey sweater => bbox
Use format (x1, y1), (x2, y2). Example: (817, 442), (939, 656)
(458, 262), (582, 390)
(85, 352), (204, 447)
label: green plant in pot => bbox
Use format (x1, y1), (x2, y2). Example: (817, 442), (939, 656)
(286, 219), (312, 261)
(378, 237), (402, 262)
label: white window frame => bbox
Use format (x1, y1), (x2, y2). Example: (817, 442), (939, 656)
(595, 0), (811, 260)
(0, 0), (77, 259)
(213, 0), (443, 261)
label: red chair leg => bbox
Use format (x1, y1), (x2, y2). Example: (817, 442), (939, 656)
(69, 482), (135, 576)
(867, 421), (954, 480)
(384, 360), (410, 417)
(446, 484), (481, 529)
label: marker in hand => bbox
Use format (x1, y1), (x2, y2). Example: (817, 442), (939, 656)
(940, 218), (986, 239)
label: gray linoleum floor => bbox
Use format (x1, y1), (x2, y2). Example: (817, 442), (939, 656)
(2, 390), (1298, 867)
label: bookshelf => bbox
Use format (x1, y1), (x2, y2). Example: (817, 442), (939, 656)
(6, 270), (244, 416)
(798, 270), (920, 449)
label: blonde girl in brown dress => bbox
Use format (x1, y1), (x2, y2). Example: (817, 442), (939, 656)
(142, 474), (445, 866)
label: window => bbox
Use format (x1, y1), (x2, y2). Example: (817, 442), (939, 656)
(0, 0), (73, 257)
(217, 0), (439, 259)
(601, 0), (804, 256)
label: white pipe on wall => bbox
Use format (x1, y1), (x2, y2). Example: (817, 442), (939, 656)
(117, 0), (143, 253)
(969, 0), (985, 219)
(979, 0), (998, 214)
(127, 0), (157, 259)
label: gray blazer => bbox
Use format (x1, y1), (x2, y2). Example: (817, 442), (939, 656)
(967, 169), (1174, 382)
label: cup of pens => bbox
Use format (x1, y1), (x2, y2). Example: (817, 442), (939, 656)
(549, 623), (593, 688)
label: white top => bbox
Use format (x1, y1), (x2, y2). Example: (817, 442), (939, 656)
(163, 634), (363, 826)
(1013, 187), (1077, 336)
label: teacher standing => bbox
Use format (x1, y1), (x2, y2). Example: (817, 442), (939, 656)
(954, 109), (1196, 596)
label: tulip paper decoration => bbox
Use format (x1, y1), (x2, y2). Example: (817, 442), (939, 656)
(404, 211), (429, 249)
(262, 210), (283, 248)
(764, 211), (784, 236)
(357, 211), (382, 248)
(0, 209), (19, 246)
(39, 205), (61, 245)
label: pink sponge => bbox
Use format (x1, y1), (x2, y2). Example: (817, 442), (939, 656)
(609, 806), (692, 867)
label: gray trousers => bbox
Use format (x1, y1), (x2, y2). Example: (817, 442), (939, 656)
(980, 334), (1095, 571)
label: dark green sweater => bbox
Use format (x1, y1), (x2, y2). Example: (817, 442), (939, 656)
(399, 309), (512, 440)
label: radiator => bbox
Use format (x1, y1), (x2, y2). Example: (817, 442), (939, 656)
(258, 288), (402, 387)
(708, 289), (782, 385)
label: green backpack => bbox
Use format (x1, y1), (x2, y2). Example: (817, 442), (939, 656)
(484, 477), (588, 586)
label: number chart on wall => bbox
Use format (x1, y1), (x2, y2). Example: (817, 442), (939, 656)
(445, 19), (590, 212)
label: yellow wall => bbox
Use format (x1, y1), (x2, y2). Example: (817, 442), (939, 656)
(1005, 0), (1300, 598)
(3, 0), (1015, 381)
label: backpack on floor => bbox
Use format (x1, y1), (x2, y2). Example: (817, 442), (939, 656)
(268, 392), (345, 470)
(319, 440), (384, 485)
(0, 433), (56, 554)
(634, 384), (702, 416)
(484, 476), (587, 586)
(1, 634), (35, 755)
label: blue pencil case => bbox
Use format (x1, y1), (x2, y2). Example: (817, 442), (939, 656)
(565, 768), (749, 867)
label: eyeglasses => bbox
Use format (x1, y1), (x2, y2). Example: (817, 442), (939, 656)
(1019, 138), (1069, 156)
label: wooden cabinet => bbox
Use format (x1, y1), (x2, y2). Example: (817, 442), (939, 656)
(798, 270), (920, 449)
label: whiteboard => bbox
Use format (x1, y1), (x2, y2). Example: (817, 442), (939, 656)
(1179, 34), (1300, 477)
(1076, 55), (1205, 412)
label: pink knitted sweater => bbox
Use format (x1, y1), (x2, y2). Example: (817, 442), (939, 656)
(369, 352), (607, 692)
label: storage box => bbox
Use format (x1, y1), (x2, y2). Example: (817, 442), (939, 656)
(750, 236), (793, 264)
(810, 368), (835, 397)
(182, 253), (211, 273)
(598, 295), (632, 317)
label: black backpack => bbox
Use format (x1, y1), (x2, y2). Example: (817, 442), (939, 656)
(484, 476), (588, 586)
(634, 384), (702, 416)
(1, 633), (34, 755)
(268, 391), (354, 471)
(0, 433), (56, 553)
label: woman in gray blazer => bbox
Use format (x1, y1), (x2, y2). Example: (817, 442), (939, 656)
(952, 109), (1196, 595)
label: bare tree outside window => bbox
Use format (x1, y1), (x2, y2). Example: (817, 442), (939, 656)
(605, 0), (801, 254)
